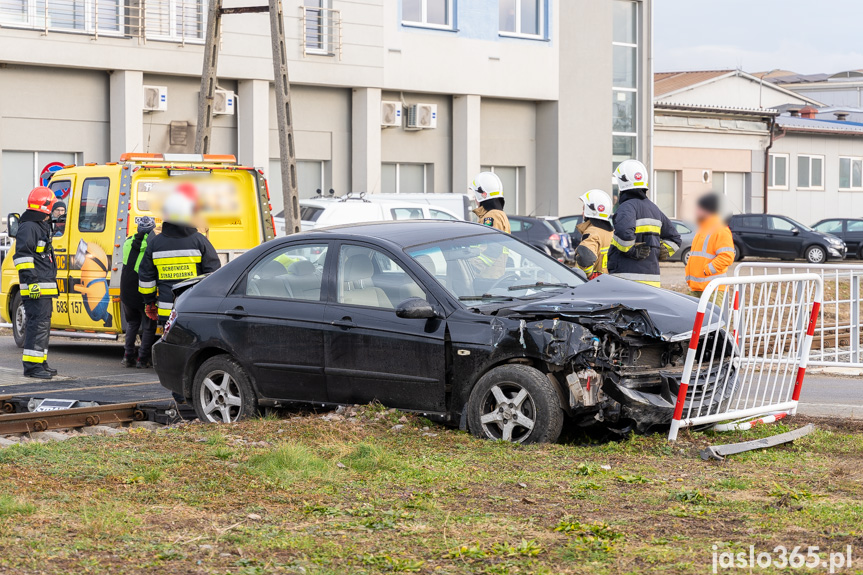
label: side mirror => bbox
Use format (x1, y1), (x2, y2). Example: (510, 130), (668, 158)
(791, 227), (800, 235)
(7, 213), (20, 238)
(395, 297), (438, 320)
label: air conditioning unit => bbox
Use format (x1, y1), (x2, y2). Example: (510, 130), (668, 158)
(213, 89), (236, 115)
(143, 85), (168, 112)
(407, 103), (437, 130)
(381, 101), (402, 128)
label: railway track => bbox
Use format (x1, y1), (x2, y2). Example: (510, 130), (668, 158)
(0, 401), (148, 434)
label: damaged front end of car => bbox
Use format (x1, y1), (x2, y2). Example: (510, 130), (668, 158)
(490, 304), (738, 433)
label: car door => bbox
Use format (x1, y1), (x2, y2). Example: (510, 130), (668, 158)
(733, 215), (766, 255)
(766, 216), (804, 257)
(843, 220), (863, 257)
(322, 242), (447, 413)
(47, 176), (74, 327)
(218, 242), (331, 402)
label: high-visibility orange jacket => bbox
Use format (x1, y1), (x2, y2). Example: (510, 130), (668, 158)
(685, 214), (735, 292)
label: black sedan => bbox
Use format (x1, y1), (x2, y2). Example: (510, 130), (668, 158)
(154, 221), (734, 443)
(812, 218), (863, 259)
(729, 213), (846, 263)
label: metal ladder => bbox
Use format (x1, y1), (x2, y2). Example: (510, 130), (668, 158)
(195, 0), (301, 236)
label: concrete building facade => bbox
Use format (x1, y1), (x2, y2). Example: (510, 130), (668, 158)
(0, 0), (654, 224)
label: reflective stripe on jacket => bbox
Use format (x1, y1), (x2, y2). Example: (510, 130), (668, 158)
(13, 213), (58, 298)
(607, 191), (681, 287)
(685, 215), (735, 292)
(575, 219), (613, 275)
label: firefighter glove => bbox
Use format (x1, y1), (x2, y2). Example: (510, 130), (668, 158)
(145, 303), (159, 321)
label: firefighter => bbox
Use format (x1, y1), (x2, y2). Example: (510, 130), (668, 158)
(607, 160), (681, 287)
(468, 172), (510, 279)
(470, 172), (510, 233)
(685, 193), (735, 297)
(13, 187), (59, 379)
(138, 192), (221, 326)
(574, 189), (614, 278)
(120, 216), (158, 368)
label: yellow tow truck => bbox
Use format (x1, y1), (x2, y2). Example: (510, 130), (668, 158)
(1, 153), (276, 347)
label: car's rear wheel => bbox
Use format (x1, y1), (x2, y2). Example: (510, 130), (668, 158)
(733, 243), (744, 262)
(680, 248), (691, 264)
(192, 356), (258, 423)
(466, 364), (563, 444)
(805, 245), (826, 264)
(11, 292), (25, 349)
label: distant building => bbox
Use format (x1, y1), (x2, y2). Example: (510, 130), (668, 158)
(0, 0), (655, 223)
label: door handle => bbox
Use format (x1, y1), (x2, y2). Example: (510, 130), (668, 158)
(54, 248), (67, 253)
(224, 307), (248, 318)
(331, 317), (356, 329)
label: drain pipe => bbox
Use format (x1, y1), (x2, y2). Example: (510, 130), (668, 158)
(763, 115), (777, 213)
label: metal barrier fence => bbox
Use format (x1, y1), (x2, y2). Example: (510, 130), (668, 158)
(734, 263), (863, 367)
(668, 273), (823, 441)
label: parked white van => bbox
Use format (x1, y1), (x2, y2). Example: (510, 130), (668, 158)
(274, 195), (464, 235)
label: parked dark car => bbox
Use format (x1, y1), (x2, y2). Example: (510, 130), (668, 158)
(729, 214), (846, 264)
(153, 221), (735, 443)
(811, 218), (863, 259)
(670, 220), (696, 263)
(509, 215), (575, 265)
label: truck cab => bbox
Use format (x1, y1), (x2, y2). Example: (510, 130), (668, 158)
(1, 153), (275, 346)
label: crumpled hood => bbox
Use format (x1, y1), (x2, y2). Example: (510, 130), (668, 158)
(507, 275), (701, 340)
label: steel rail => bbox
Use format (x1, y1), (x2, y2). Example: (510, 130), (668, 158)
(0, 402), (147, 434)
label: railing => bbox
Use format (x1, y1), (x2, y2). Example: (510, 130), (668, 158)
(0, 0), (205, 44)
(300, 5), (340, 59)
(734, 262), (863, 368)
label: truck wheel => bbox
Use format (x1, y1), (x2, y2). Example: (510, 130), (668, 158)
(466, 364), (564, 444)
(191, 356), (258, 423)
(805, 245), (826, 264)
(11, 292), (25, 349)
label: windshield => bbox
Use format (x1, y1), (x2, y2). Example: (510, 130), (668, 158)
(406, 233), (585, 303)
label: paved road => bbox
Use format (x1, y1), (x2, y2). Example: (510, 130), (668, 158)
(0, 335), (858, 420)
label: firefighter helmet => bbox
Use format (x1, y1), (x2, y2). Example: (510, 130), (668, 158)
(162, 192), (195, 225)
(469, 172), (504, 205)
(579, 189), (613, 220)
(27, 186), (58, 215)
(613, 159), (649, 192)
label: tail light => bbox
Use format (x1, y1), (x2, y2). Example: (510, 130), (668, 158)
(163, 308), (178, 339)
(549, 233), (562, 250)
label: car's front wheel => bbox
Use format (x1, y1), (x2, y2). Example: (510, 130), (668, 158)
(466, 364), (563, 444)
(11, 292), (25, 348)
(805, 245), (826, 264)
(680, 248), (691, 264)
(734, 243), (744, 262)
(192, 356), (258, 423)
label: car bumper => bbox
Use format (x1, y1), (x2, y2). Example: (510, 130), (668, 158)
(152, 340), (190, 396)
(827, 246), (847, 260)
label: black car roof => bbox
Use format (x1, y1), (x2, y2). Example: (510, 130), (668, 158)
(295, 220), (498, 247)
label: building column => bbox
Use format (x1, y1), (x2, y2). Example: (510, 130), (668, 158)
(237, 79), (270, 170)
(109, 70), (143, 161)
(452, 94), (482, 194)
(351, 87), (382, 194)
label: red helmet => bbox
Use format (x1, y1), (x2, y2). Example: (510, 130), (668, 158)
(27, 186), (58, 215)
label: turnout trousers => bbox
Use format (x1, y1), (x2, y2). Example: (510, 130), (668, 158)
(22, 297), (53, 374)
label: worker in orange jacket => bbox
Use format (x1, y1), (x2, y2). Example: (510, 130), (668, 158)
(685, 193), (735, 296)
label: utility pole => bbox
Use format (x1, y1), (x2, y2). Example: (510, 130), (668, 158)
(195, 0), (301, 235)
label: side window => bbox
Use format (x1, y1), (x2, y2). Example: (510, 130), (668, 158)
(246, 244), (328, 301)
(847, 221), (863, 233)
(79, 178), (111, 233)
(674, 222), (692, 235)
(49, 180), (71, 237)
(391, 207), (424, 221)
(337, 245), (424, 309)
(429, 209), (457, 221)
(768, 217), (795, 232)
(736, 216), (762, 229)
(814, 220), (843, 234)
(509, 219), (523, 232)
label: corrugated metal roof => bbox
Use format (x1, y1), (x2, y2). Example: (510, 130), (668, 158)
(656, 102), (780, 116)
(776, 116), (863, 134)
(654, 70), (734, 97)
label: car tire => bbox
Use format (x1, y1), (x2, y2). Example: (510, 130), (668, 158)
(733, 243), (744, 262)
(191, 355), (259, 423)
(680, 248), (691, 265)
(11, 292), (25, 349)
(466, 364), (564, 444)
(858, 247), (863, 261)
(805, 245), (826, 264)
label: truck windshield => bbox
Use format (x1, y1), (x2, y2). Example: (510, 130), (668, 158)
(406, 233), (584, 303)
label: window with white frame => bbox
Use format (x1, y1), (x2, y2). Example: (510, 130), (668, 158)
(612, 0), (639, 179)
(0, 0), (121, 34)
(402, 0), (452, 29)
(481, 165), (522, 215)
(145, 0), (205, 42)
(839, 157), (863, 190)
(303, 0), (338, 55)
(768, 154), (789, 189)
(652, 170), (676, 218)
(499, 0), (544, 37)
(382, 163), (430, 194)
(797, 155), (824, 190)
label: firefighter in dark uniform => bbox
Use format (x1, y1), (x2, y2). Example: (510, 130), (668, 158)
(120, 216), (158, 368)
(13, 187), (60, 379)
(607, 160), (681, 287)
(138, 192), (221, 326)
(469, 172), (510, 279)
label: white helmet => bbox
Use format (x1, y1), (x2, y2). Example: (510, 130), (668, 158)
(469, 172), (504, 205)
(579, 189), (613, 220)
(162, 192), (195, 225)
(613, 159), (649, 192)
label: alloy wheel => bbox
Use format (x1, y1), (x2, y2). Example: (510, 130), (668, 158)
(198, 370), (243, 423)
(478, 383), (536, 443)
(808, 246), (825, 264)
(15, 303), (25, 335)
